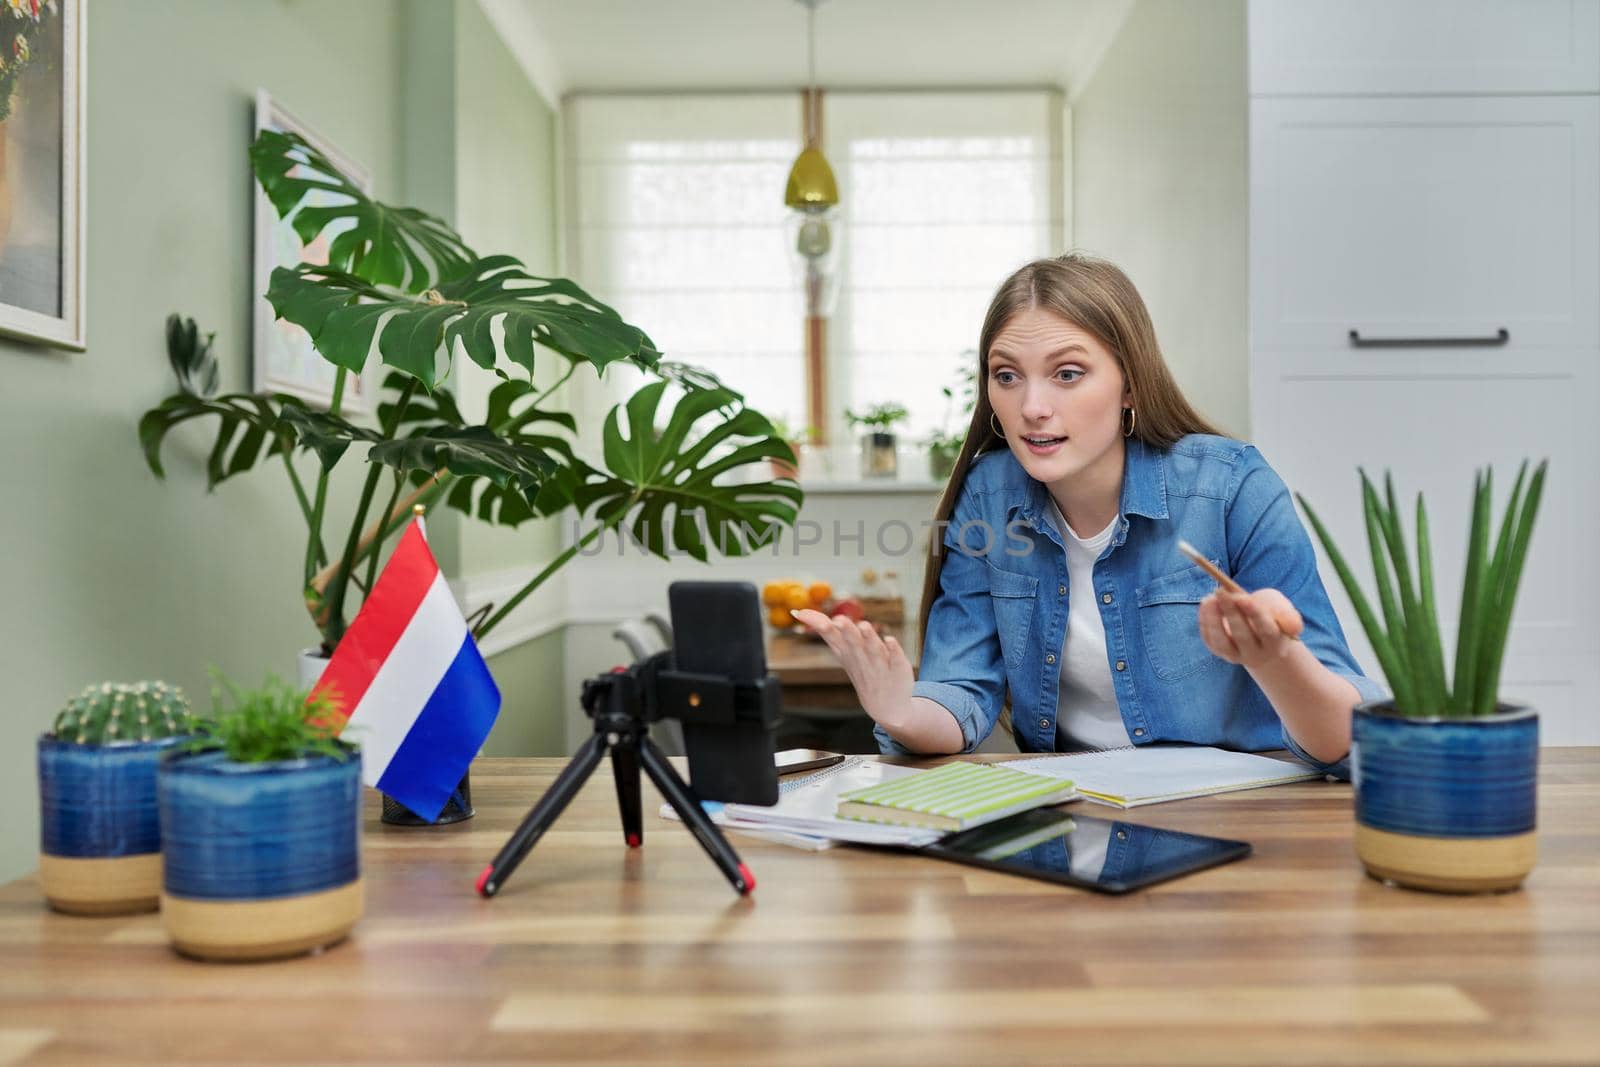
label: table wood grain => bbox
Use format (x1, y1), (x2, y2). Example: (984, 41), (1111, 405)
(2, 751), (1597, 1066)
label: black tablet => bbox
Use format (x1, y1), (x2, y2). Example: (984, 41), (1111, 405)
(919, 809), (1250, 894)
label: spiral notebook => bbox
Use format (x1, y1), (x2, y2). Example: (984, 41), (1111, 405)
(1007, 745), (1320, 808)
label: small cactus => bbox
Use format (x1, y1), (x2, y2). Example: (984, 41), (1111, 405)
(52, 682), (193, 745)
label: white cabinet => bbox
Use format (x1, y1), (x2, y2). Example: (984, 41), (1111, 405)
(1250, 0), (1600, 95)
(1250, 2), (1600, 743)
(1252, 96), (1599, 356)
(1256, 375), (1600, 744)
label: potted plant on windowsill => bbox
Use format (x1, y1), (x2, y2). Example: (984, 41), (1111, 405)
(37, 683), (194, 915)
(765, 417), (809, 481)
(846, 403), (908, 479)
(1297, 462), (1547, 893)
(926, 355), (976, 482)
(138, 132), (802, 823)
(159, 675), (361, 961)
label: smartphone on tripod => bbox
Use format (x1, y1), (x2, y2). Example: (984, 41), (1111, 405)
(669, 580), (780, 806)
(479, 580), (782, 899)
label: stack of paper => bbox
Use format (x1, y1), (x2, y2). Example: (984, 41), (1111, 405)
(1009, 746), (1319, 807)
(658, 757), (943, 848)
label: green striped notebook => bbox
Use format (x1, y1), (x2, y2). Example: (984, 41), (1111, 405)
(835, 762), (1078, 832)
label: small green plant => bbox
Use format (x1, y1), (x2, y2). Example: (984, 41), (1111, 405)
(767, 416), (818, 446)
(1296, 462), (1547, 717)
(926, 354), (978, 458)
(186, 673), (354, 764)
(52, 682), (194, 744)
(845, 403), (909, 434)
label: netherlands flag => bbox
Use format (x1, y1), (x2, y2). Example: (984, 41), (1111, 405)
(311, 520), (501, 822)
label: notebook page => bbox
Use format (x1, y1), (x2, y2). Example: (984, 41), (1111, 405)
(1009, 746), (1319, 807)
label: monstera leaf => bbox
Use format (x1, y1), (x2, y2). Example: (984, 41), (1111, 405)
(383, 377), (586, 527)
(367, 427), (559, 509)
(485, 377), (576, 435)
(651, 360), (741, 399)
(165, 314), (220, 399)
(250, 129), (475, 293)
(575, 381), (803, 561)
(448, 379), (585, 525)
(377, 370), (465, 432)
(275, 406), (384, 471)
(138, 393), (300, 489)
(265, 256), (661, 390)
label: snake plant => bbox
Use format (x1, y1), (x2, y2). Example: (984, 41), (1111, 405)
(1296, 462), (1547, 717)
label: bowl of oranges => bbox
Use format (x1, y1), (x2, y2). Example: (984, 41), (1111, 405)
(760, 579), (864, 636)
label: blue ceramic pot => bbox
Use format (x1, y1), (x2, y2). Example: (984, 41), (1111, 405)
(1351, 701), (1538, 893)
(158, 750), (364, 960)
(37, 734), (187, 914)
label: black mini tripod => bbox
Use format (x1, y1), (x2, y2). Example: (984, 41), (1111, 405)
(475, 650), (780, 898)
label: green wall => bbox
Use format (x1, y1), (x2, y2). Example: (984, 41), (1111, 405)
(452, 0), (569, 759)
(1071, 0), (1248, 437)
(0, 0), (567, 882)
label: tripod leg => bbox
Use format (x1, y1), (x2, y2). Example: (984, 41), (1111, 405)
(637, 738), (755, 895)
(477, 733), (608, 898)
(611, 740), (643, 848)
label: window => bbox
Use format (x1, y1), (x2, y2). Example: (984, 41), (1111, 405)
(827, 91), (1063, 442)
(565, 95), (805, 428)
(566, 90), (1063, 451)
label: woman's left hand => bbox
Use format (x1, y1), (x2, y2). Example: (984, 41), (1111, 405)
(1197, 588), (1304, 671)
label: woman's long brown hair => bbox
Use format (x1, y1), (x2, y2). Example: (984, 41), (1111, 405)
(915, 254), (1225, 710)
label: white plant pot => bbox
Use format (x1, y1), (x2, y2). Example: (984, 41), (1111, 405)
(298, 648), (330, 690)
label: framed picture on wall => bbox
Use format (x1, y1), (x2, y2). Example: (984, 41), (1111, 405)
(252, 88), (372, 412)
(0, 0), (85, 351)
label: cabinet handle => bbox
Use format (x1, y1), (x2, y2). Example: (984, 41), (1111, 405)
(1348, 328), (1509, 348)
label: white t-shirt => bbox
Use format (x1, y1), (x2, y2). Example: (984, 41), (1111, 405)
(1046, 501), (1133, 752)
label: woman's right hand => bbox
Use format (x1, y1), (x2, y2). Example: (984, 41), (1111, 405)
(790, 608), (915, 731)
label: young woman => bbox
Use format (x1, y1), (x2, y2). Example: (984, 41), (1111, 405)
(794, 254), (1382, 774)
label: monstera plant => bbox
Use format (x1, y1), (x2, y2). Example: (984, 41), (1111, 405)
(140, 130), (802, 653)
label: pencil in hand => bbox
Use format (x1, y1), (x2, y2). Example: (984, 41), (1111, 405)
(1176, 539), (1245, 594)
(1177, 539), (1302, 641)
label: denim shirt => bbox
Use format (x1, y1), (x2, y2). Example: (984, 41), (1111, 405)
(879, 434), (1386, 776)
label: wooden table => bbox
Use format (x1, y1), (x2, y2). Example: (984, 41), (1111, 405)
(2, 751), (1597, 1066)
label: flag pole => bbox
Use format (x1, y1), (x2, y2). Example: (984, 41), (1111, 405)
(413, 503), (427, 542)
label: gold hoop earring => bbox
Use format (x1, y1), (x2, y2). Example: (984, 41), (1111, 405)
(989, 412), (1005, 438)
(1122, 407), (1137, 438)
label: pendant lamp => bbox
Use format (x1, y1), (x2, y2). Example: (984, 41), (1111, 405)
(785, 0), (840, 318)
